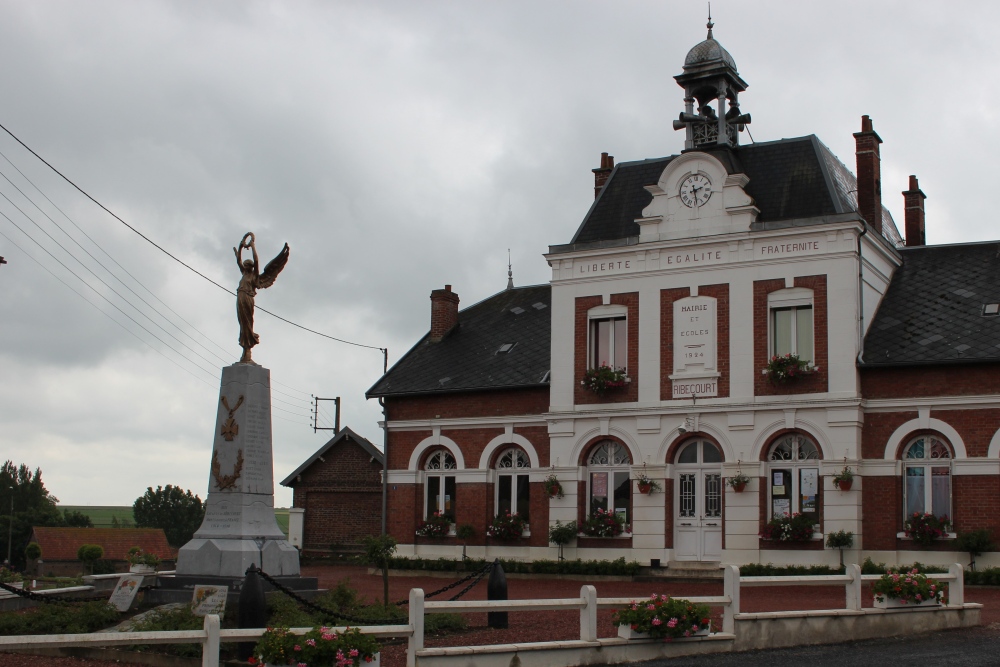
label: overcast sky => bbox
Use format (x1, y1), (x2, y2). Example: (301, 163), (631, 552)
(2, 1), (998, 508)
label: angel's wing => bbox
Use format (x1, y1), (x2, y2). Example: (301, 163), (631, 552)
(258, 243), (290, 289)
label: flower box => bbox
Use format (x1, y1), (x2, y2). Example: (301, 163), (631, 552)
(873, 597), (939, 609)
(129, 564), (156, 574)
(617, 624), (710, 640)
(265, 655), (380, 667)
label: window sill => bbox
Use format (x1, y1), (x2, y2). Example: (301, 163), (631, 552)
(896, 532), (956, 540)
(577, 532), (632, 539)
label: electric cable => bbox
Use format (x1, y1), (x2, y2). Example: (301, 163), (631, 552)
(0, 121), (386, 354)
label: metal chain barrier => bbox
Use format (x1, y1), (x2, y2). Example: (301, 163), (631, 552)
(446, 562), (493, 601)
(255, 569), (380, 625)
(393, 561), (494, 607)
(0, 580), (93, 605)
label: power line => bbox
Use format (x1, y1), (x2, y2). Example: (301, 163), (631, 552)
(0, 121), (386, 354)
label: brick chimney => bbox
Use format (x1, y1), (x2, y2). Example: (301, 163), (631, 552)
(429, 285), (460, 342)
(592, 152), (614, 199)
(853, 115), (883, 235)
(902, 175), (926, 247)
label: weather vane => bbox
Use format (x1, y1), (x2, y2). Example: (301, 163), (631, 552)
(234, 232), (290, 364)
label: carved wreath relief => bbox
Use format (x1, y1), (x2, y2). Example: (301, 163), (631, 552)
(214, 394), (245, 490)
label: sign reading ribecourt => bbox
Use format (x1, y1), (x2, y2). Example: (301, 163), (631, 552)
(672, 295), (719, 398)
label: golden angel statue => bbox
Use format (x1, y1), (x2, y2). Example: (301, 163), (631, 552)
(234, 232), (290, 364)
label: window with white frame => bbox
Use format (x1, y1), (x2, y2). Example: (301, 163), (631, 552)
(767, 433), (820, 528)
(495, 447), (530, 520)
(768, 288), (814, 362)
(903, 436), (952, 521)
(588, 305), (628, 371)
(424, 450), (456, 520)
(587, 440), (631, 524)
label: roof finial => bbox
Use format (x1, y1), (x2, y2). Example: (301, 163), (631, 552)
(506, 249), (514, 290)
(706, 2), (714, 39)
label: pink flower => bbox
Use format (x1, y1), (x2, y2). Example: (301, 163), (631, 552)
(647, 604), (655, 610)
(652, 618), (662, 626)
(293, 644), (301, 652)
(667, 618), (678, 628)
(306, 639), (316, 647)
(350, 648), (360, 657)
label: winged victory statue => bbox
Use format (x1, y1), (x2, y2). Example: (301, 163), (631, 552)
(234, 232), (290, 364)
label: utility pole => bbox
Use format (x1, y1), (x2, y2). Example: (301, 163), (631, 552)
(6, 489), (12, 567)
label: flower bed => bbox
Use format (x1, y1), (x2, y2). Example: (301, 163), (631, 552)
(612, 595), (712, 640)
(872, 568), (945, 607)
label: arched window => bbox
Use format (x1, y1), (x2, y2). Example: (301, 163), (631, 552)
(587, 440), (631, 524)
(903, 436), (952, 521)
(424, 450), (456, 520)
(495, 447), (530, 520)
(767, 433), (820, 527)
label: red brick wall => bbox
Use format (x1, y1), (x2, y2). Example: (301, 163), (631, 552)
(953, 475), (1000, 534)
(862, 475), (900, 550)
(931, 409), (1000, 457)
(663, 478), (674, 549)
(292, 436), (384, 553)
(575, 293), (639, 404)
(385, 387), (549, 421)
(861, 411), (916, 459)
(754, 275), (829, 396)
(860, 364), (1000, 398)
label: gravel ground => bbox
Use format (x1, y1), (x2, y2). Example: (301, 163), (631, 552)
(4, 563), (1000, 667)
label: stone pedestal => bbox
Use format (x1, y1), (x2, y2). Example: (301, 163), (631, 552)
(176, 362), (300, 578)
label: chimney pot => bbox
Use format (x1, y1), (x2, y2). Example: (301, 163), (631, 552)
(429, 285), (460, 342)
(592, 152), (615, 199)
(853, 115), (883, 235)
(903, 174), (927, 247)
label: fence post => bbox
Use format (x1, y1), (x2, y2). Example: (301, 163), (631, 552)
(845, 563), (862, 611)
(949, 563), (964, 606)
(580, 585), (597, 642)
(407, 588), (425, 667)
(723, 565), (740, 634)
(202, 614), (220, 667)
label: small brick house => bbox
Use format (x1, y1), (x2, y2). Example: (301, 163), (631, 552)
(28, 527), (175, 576)
(364, 25), (1000, 569)
(281, 426), (384, 556)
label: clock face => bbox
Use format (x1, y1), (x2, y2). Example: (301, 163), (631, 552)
(679, 173), (712, 208)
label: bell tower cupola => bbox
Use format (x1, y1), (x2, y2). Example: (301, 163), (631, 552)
(672, 15), (751, 149)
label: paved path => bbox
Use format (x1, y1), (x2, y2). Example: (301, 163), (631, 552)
(610, 626), (1000, 666)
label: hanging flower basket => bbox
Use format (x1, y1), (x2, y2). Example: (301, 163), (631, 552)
(636, 473), (662, 495)
(761, 354), (818, 384)
(581, 364), (630, 395)
(544, 474), (564, 499)
(726, 472), (751, 493)
(833, 464), (854, 491)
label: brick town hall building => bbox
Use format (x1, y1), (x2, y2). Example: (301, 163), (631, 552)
(365, 25), (1000, 569)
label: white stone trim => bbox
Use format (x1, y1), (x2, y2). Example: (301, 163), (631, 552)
(386, 414), (547, 431)
(750, 417), (832, 461)
(881, 417), (968, 460)
(864, 395), (1000, 411)
(478, 428), (541, 469)
(656, 420), (734, 464)
(407, 434), (466, 470)
(987, 428), (1000, 459)
(569, 426), (642, 466)
(953, 459), (1000, 476)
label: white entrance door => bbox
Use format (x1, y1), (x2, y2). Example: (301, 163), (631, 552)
(673, 440), (723, 562)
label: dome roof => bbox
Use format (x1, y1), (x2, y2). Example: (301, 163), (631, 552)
(684, 37), (737, 70)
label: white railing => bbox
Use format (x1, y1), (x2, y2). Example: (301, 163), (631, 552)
(0, 564), (968, 667)
(0, 616), (409, 667)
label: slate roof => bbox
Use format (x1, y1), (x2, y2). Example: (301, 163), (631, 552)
(29, 527), (175, 561)
(366, 284), (551, 397)
(862, 241), (1000, 366)
(560, 135), (902, 251)
(281, 426), (383, 487)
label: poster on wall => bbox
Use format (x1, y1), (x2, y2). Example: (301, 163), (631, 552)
(800, 468), (818, 513)
(592, 473), (608, 499)
(772, 498), (791, 518)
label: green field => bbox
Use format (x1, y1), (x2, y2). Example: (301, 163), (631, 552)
(59, 505), (291, 537)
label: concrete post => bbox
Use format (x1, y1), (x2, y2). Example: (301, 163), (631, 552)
(723, 565), (740, 634)
(202, 614), (220, 667)
(846, 563), (862, 611)
(580, 585), (597, 642)
(407, 588), (424, 667)
(237, 565), (267, 660)
(487, 560), (508, 629)
(949, 563), (964, 606)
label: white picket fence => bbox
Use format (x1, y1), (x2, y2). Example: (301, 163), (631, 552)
(0, 563), (969, 667)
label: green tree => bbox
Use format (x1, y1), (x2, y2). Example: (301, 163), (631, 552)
(0, 461), (64, 570)
(132, 485), (205, 547)
(62, 510), (93, 528)
(362, 534), (397, 609)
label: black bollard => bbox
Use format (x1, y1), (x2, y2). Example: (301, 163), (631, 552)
(486, 559), (508, 629)
(237, 564), (268, 660)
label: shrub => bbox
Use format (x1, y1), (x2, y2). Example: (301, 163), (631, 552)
(0, 601), (118, 635)
(612, 595), (712, 638)
(125, 604), (203, 657)
(903, 512), (951, 545)
(92, 559), (117, 575)
(548, 521), (578, 546)
(956, 529), (995, 570)
(77, 544), (104, 563)
(760, 513), (814, 542)
(0, 566), (23, 584)
(24, 542), (41, 561)
(127, 546), (161, 567)
(739, 563), (844, 577)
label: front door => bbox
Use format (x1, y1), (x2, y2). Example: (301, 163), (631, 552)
(673, 440), (723, 562)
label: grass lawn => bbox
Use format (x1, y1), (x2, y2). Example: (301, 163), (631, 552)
(58, 505), (291, 537)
